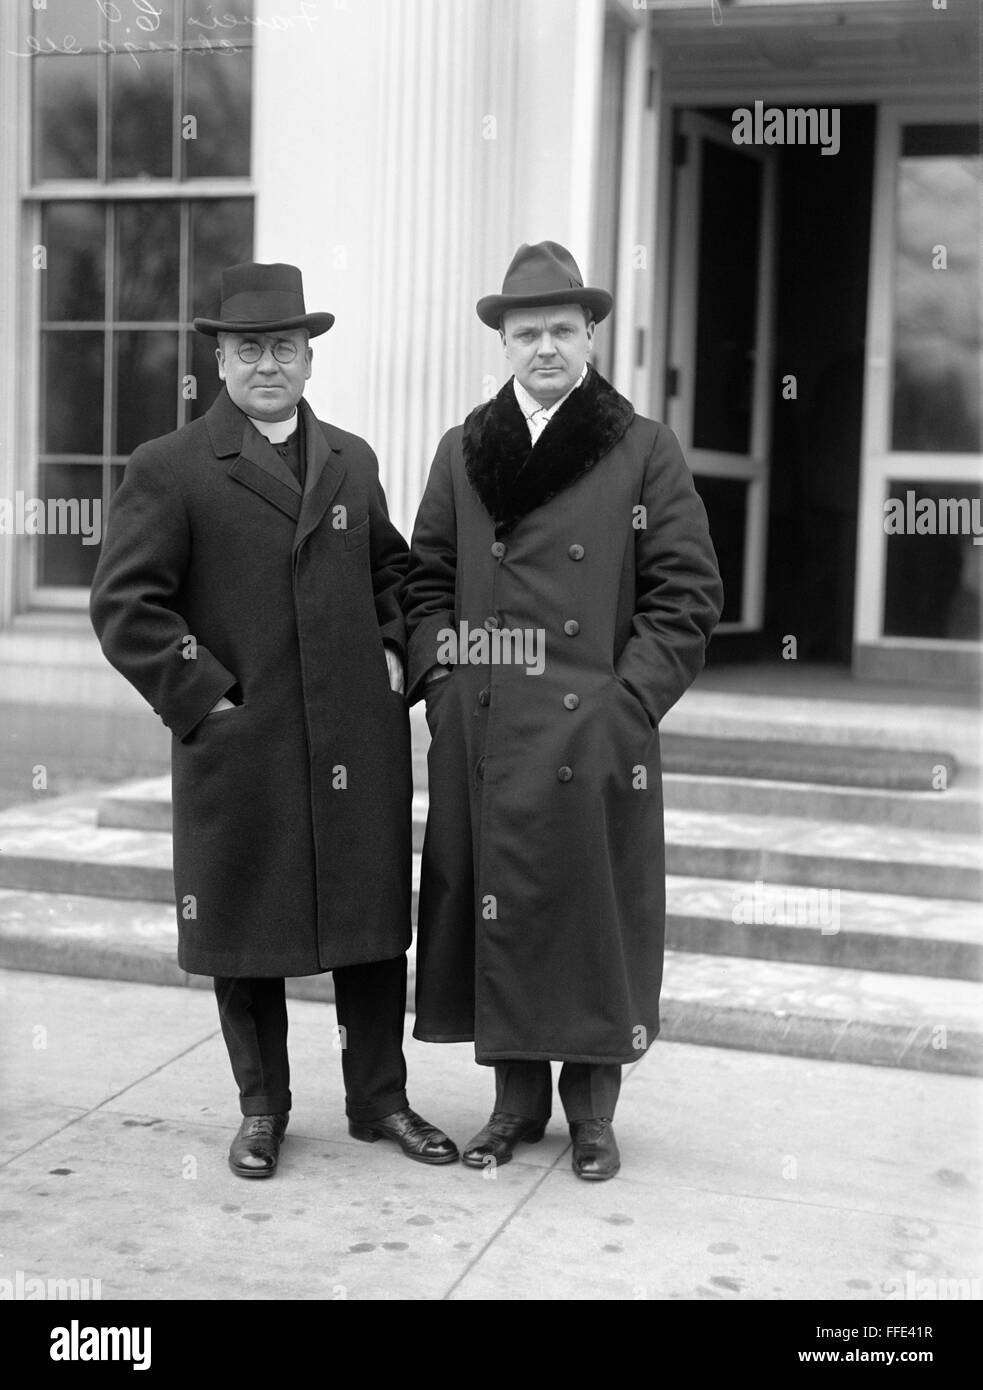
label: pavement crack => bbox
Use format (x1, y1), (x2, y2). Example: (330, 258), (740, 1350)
(441, 1144), (571, 1300)
(0, 1027), (222, 1169)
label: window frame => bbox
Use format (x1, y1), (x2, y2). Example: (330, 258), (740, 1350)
(855, 100), (983, 654)
(22, 4), (254, 609)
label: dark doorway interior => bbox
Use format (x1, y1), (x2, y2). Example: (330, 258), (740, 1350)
(763, 104), (876, 663)
(703, 103), (876, 665)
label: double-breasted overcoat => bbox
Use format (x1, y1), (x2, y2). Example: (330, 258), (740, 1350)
(90, 386), (412, 977)
(403, 368), (723, 1064)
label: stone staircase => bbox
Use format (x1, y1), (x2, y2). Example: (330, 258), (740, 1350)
(1, 691), (980, 1075)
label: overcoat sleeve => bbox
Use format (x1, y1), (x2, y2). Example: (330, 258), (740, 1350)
(401, 430), (458, 704)
(615, 423), (724, 725)
(365, 452), (410, 660)
(89, 443), (238, 741)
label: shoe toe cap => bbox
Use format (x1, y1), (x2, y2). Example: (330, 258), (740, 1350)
(462, 1141), (500, 1166)
(425, 1136), (459, 1159)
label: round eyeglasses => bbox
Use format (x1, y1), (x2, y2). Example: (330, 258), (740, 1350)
(236, 340), (299, 364)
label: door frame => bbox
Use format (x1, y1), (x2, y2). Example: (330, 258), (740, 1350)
(665, 110), (777, 634)
(611, 18), (980, 679)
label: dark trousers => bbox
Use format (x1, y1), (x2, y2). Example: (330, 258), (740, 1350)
(494, 1061), (622, 1123)
(213, 955), (409, 1123)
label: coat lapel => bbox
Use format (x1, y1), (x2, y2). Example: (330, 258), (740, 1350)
(463, 367), (635, 538)
(293, 397), (346, 554)
(206, 388), (346, 542)
(207, 387), (303, 523)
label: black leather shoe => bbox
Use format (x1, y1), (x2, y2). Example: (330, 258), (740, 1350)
(228, 1112), (289, 1179)
(348, 1107), (459, 1165)
(462, 1111), (547, 1169)
(569, 1118), (620, 1181)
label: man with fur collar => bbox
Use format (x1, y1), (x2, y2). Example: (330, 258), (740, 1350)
(402, 242), (723, 1181)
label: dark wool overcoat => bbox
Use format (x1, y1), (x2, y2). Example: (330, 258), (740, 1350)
(403, 367), (723, 1065)
(90, 387), (412, 977)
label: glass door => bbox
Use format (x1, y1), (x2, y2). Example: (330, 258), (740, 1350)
(855, 109), (982, 680)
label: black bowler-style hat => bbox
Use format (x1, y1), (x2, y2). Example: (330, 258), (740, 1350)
(193, 261), (334, 337)
(476, 240), (613, 328)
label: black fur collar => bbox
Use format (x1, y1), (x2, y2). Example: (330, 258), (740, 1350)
(463, 366), (634, 537)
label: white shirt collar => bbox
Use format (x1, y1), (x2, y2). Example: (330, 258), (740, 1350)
(247, 410), (298, 445)
(513, 364), (588, 440)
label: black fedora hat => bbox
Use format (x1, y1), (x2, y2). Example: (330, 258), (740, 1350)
(476, 241), (612, 328)
(193, 261), (334, 337)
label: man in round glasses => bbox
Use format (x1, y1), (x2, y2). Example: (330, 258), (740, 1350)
(91, 262), (457, 1180)
(217, 331), (311, 439)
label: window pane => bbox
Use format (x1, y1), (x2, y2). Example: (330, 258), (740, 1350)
(692, 140), (762, 454)
(883, 483), (983, 640)
(34, 54), (99, 180)
(43, 203), (106, 321)
(36, 464), (105, 588)
(692, 475), (746, 622)
(185, 0), (256, 45)
(891, 129), (982, 454)
(115, 203), (181, 321)
(902, 124), (980, 158)
(43, 331), (104, 454)
(34, 1), (104, 48)
(115, 331), (179, 453)
(183, 48), (252, 177)
(109, 52), (174, 179)
(187, 331), (225, 420)
(124, 0), (179, 41)
(189, 199), (254, 318)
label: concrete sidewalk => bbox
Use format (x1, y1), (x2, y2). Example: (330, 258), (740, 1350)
(2, 970), (979, 1301)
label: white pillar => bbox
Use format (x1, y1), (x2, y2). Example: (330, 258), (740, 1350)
(613, 25), (661, 412)
(254, 0), (524, 536)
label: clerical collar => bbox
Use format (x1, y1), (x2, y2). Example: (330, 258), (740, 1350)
(513, 363), (588, 425)
(247, 410), (298, 445)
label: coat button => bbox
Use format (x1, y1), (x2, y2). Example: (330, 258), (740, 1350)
(478, 688), (490, 707)
(563, 693), (580, 710)
(563, 619), (580, 636)
(568, 543), (585, 560)
(491, 541), (506, 559)
(557, 766), (574, 782)
(484, 616), (499, 630)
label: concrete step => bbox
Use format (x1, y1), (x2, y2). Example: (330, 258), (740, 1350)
(1, 840), (976, 980)
(96, 772), (982, 836)
(660, 683), (983, 767)
(0, 889), (407, 996)
(0, 821), (177, 901)
(96, 778), (172, 833)
(1, 889), (978, 1076)
(97, 780), (432, 852)
(663, 772), (982, 834)
(0, 814), (424, 903)
(7, 799), (981, 906)
(664, 875), (982, 980)
(69, 775), (983, 978)
(660, 733), (956, 790)
(663, 809), (983, 902)
(659, 951), (981, 1077)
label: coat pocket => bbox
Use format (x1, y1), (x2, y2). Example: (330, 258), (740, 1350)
(611, 674), (657, 733)
(343, 517), (370, 550)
